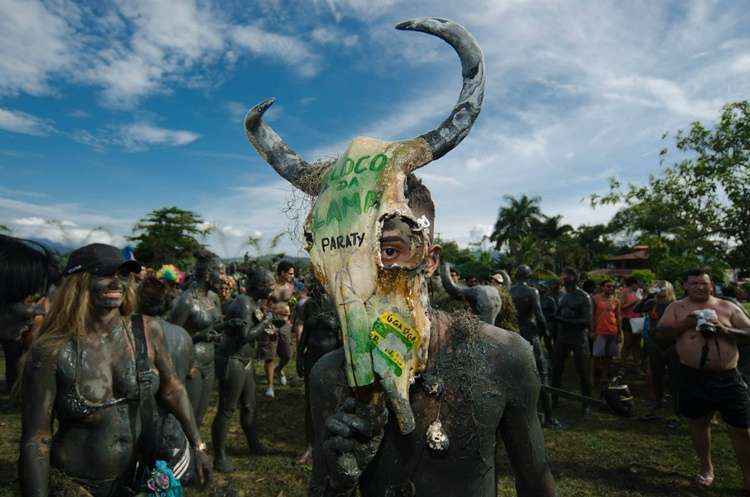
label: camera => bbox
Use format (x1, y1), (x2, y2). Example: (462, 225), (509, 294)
(694, 309), (719, 336)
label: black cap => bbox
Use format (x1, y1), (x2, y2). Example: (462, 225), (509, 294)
(63, 243), (142, 277)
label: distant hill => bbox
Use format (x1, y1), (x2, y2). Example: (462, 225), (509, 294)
(28, 238), (76, 255)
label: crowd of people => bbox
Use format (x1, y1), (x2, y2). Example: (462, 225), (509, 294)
(2, 231), (750, 496)
(2, 15), (750, 497)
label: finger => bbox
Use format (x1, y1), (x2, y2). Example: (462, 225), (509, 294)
(326, 416), (353, 438)
(341, 397), (358, 413)
(335, 412), (373, 438)
(323, 435), (355, 454)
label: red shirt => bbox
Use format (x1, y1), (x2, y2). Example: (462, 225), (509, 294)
(593, 295), (619, 336)
(620, 289), (640, 319)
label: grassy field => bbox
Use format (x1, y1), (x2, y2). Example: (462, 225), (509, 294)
(1, 356), (747, 497)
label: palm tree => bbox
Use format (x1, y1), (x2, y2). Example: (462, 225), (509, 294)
(490, 194), (543, 261)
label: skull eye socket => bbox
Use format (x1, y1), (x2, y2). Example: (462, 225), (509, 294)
(379, 215), (427, 270)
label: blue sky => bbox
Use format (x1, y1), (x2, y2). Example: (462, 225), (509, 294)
(1, 0), (749, 259)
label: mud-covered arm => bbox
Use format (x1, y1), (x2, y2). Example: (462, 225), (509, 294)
(532, 290), (548, 337)
(497, 343), (557, 497)
(297, 324), (310, 377)
(148, 318), (204, 449)
(168, 292), (191, 328)
(242, 315), (272, 344)
(19, 346), (57, 497)
(308, 350), (359, 497)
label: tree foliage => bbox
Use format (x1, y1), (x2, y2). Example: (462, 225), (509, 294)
(489, 195), (614, 273)
(129, 207), (211, 269)
(591, 100), (748, 280)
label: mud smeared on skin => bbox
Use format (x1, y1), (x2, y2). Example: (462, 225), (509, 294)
(48, 469), (95, 497)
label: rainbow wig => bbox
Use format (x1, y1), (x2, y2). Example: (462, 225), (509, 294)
(157, 264), (185, 285)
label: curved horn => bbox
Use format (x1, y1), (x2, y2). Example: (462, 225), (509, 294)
(244, 98), (333, 195)
(440, 262), (470, 299)
(396, 18), (485, 163)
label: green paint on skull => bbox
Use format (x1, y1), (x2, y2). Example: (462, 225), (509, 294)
(307, 137), (430, 394)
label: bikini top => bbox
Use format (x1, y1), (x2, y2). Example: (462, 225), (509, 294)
(56, 317), (160, 421)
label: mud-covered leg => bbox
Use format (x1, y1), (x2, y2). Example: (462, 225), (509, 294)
(212, 358), (243, 472)
(196, 365), (214, 427)
(239, 361), (266, 455)
(185, 369), (204, 425)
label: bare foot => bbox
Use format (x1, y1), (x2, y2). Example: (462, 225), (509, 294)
(693, 471), (714, 488)
(296, 447), (312, 465)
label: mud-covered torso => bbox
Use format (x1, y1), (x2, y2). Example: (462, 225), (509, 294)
(52, 318), (157, 481)
(173, 286), (222, 369)
(364, 335), (506, 496)
(317, 313), (519, 497)
(216, 294), (264, 362)
(556, 288), (591, 345)
(177, 287), (222, 334)
(510, 283), (540, 339)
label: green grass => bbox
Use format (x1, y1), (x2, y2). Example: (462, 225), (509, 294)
(1, 356), (747, 496)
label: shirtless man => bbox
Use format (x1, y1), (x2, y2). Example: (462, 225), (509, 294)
(264, 260), (296, 389)
(656, 268), (750, 492)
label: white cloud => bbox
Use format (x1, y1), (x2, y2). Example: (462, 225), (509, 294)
(13, 216), (47, 226)
(0, 108), (54, 136)
(732, 54), (750, 73)
(311, 26), (359, 47)
(0, 1), (322, 107)
(1, 197), (132, 248)
(0, 0), (75, 96)
(231, 24), (321, 77)
(120, 123), (200, 149)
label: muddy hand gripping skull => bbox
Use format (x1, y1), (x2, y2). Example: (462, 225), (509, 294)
(244, 18), (484, 435)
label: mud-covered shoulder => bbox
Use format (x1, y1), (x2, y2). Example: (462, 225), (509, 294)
(478, 322), (539, 399)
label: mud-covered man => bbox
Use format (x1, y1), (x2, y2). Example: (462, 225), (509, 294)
(510, 265), (557, 427)
(550, 267), (593, 416)
(296, 278), (342, 465)
(243, 17), (556, 497)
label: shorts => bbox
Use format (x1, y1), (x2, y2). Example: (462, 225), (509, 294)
(257, 332), (278, 362)
(593, 334), (620, 358)
(676, 364), (750, 428)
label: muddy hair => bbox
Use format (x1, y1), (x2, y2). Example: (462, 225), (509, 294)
(405, 173), (435, 241)
(0, 234), (59, 308)
(13, 272), (137, 399)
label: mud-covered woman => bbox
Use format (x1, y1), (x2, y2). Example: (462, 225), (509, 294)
(211, 267), (276, 472)
(18, 243), (211, 497)
(138, 266), (196, 483)
(169, 250), (224, 426)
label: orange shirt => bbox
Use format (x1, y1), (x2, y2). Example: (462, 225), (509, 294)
(593, 295), (619, 336)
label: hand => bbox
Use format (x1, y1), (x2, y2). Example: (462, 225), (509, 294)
(225, 318), (247, 329)
(322, 397), (387, 493)
(193, 446), (213, 487)
(680, 314), (698, 332)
